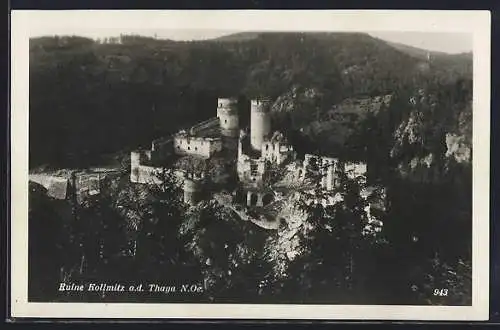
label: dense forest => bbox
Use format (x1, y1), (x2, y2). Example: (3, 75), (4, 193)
(28, 32), (473, 305)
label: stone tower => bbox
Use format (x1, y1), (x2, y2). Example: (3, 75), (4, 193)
(183, 178), (201, 205)
(130, 151), (141, 183)
(250, 98), (272, 151)
(217, 98), (239, 138)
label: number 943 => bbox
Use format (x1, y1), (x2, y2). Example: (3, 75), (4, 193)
(433, 289), (448, 296)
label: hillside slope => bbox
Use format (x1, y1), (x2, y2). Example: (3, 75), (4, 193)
(29, 32), (472, 168)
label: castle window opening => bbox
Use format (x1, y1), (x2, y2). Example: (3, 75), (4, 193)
(265, 144), (269, 151)
(250, 163), (258, 176)
(188, 147), (191, 151)
(309, 157), (318, 171)
(224, 119), (227, 124)
(250, 193), (258, 206)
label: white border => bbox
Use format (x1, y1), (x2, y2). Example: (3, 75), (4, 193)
(10, 10), (491, 320)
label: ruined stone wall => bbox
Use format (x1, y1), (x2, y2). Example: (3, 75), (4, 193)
(262, 140), (294, 165)
(173, 135), (222, 159)
(29, 174), (69, 200)
(237, 155), (266, 185)
(245, 189), (275, 207)
(304, 154), (340, 191)
(345, 161), (368, 181)
(75, 173), (102, 203)
(285, 162), (306, 183)
(130, 164), (164, 184)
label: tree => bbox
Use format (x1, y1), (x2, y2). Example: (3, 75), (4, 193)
(179, 200), (269, 301)
(265, 171), (384, 303)
(133, 169), (187, 282)
(416, 256), (472, 306)
(28, 182), (67, 301)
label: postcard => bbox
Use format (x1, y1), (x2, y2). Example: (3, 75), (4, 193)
(10, 9), (491, 320)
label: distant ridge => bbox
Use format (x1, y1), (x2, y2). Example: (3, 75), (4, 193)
(213, 32), (262, 42)
(213, 31), (370, 43)
(214, 31), (472, 59)
(383, 39), (472, 59)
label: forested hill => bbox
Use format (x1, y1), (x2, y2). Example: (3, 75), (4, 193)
(29, 32), (472, 168)
(383, 39), (472, 60)
(381, 39), (472, 77)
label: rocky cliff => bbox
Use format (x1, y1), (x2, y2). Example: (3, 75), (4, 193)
(390, 80), (472, 182)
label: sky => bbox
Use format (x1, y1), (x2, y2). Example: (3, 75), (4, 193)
(29, 28), (473, 54)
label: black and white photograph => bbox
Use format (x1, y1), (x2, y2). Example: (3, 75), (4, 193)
(10, 10), (490, 320)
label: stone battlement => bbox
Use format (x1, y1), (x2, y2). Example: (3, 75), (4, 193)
(251, 98), (272, 113)
(217, 98), (239, 113)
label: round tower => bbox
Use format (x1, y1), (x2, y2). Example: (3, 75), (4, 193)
(183, 178), (201, 206)
(250, 98), (272, 151)
(217, 98), (239, 138)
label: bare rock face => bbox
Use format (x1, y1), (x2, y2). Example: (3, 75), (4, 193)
(271, 87), (298, 113)
(390, 87), (472, 181)
(264, 192), (310, 278)
(390, 107), (435, 181)
(271, 86), (321, 114)
(391, 109), (426, 159)
(445, 133), (471, 163)
(445, 104), (472, 164)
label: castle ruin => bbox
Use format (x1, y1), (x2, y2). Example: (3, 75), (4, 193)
(130, 95), (380, 227)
